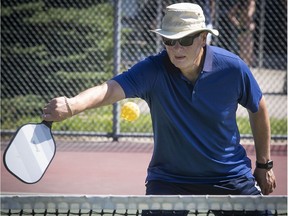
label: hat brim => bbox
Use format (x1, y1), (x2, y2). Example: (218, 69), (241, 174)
(150, 28), (219, 39)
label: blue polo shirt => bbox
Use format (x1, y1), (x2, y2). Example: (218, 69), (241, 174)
(112, 45), (262, 184)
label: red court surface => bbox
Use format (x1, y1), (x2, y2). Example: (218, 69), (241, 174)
(1, 139), (287, 195)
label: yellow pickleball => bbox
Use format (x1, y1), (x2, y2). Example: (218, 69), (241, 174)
(120, 102), (140, 122)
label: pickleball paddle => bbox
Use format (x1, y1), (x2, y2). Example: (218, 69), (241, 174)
(3, 121), (56, 184)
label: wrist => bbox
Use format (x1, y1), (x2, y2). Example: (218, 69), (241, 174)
(256, 160), (273, 170)
(64, 97), (74, 117)
(256, 153), (271, 164)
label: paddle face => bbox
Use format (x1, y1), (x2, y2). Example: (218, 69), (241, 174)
(3, 121), (56, 184)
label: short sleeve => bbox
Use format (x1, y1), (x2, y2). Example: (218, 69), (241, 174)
(238, 61), (262, 113)
(112, 56), (161, 99)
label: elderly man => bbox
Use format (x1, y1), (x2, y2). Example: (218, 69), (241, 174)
(43, 3), (276, 215)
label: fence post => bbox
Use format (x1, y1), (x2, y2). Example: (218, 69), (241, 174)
(112, 0), (122, 141)
(212, 0), (219, 45)
(258, 0), (266, 69)
(156, 0), (163, 53)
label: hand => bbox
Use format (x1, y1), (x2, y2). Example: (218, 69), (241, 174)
(42, 96), (73, 122)
(253, 168), (276, 195)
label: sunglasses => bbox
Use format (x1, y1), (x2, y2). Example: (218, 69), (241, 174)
(162, 33), (201, 47)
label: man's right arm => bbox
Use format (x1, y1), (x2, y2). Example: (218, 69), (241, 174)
(42, 80), (125, 122)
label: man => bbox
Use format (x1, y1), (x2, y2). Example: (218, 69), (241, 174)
(43, 3), (276, 215)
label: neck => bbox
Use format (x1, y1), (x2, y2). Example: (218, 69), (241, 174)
(182, 47), (205, 83)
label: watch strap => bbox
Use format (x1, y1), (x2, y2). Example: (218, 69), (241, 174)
(256, 160), (273, 170)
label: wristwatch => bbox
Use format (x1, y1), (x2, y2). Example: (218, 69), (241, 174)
(256, 160), (273, 170)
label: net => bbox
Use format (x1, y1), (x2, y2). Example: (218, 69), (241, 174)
(1, 195), (287, 216)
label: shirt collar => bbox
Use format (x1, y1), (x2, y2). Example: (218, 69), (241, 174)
(162, 45), (214, 74)
(202, 45), (214, 72)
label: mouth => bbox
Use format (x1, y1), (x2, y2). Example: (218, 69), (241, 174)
(174, 55), (186, 60)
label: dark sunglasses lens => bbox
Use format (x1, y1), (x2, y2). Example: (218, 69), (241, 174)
(163, 33), (200, 46)
(163, 38), (175, 46)
(179, 37), (194, 46)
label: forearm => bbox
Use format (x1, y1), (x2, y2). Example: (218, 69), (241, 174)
(68, 80), (124, 116)
(249, 97), (276, 194)
(42, 80), (125, 122)
(248, 97), (271, 163)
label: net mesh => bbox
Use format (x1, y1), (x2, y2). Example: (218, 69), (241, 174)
(1, 195), (287, 216)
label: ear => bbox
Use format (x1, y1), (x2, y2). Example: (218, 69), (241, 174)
(201, 32), (208, 46)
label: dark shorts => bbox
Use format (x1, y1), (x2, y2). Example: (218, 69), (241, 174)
(145, 175), (262, 195)
(142, 176), (272, 216)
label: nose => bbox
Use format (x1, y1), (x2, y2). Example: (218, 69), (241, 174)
(172, 41), (183, 49)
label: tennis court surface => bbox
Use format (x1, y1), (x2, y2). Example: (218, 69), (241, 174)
(1, 138), (287, 195)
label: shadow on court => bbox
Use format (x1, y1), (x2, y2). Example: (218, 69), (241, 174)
(1, 139), (287, 195)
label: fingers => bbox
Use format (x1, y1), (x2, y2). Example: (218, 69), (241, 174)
(266, 169), (276, 194)
(254, 168), (276, 195)
(262, 183), (275, 195)
(42, 97), (70, 122)
(42, 113), (54, 121)
(42, 101), (57, 121)
(262, 184), (273, 195)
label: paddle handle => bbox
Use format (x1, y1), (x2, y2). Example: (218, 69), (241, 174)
(42, 120), (53, 128)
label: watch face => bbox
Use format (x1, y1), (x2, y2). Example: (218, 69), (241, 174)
(267, 160), (273, 169)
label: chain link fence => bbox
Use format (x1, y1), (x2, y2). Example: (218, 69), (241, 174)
(1, 0), (287, 141)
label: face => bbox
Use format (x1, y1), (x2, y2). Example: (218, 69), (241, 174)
(163, 32), (207, 74)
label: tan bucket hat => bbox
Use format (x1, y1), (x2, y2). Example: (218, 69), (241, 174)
(151, 3), (219, 39)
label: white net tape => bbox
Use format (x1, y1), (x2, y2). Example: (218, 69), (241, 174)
(1, 195), (287, 212)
